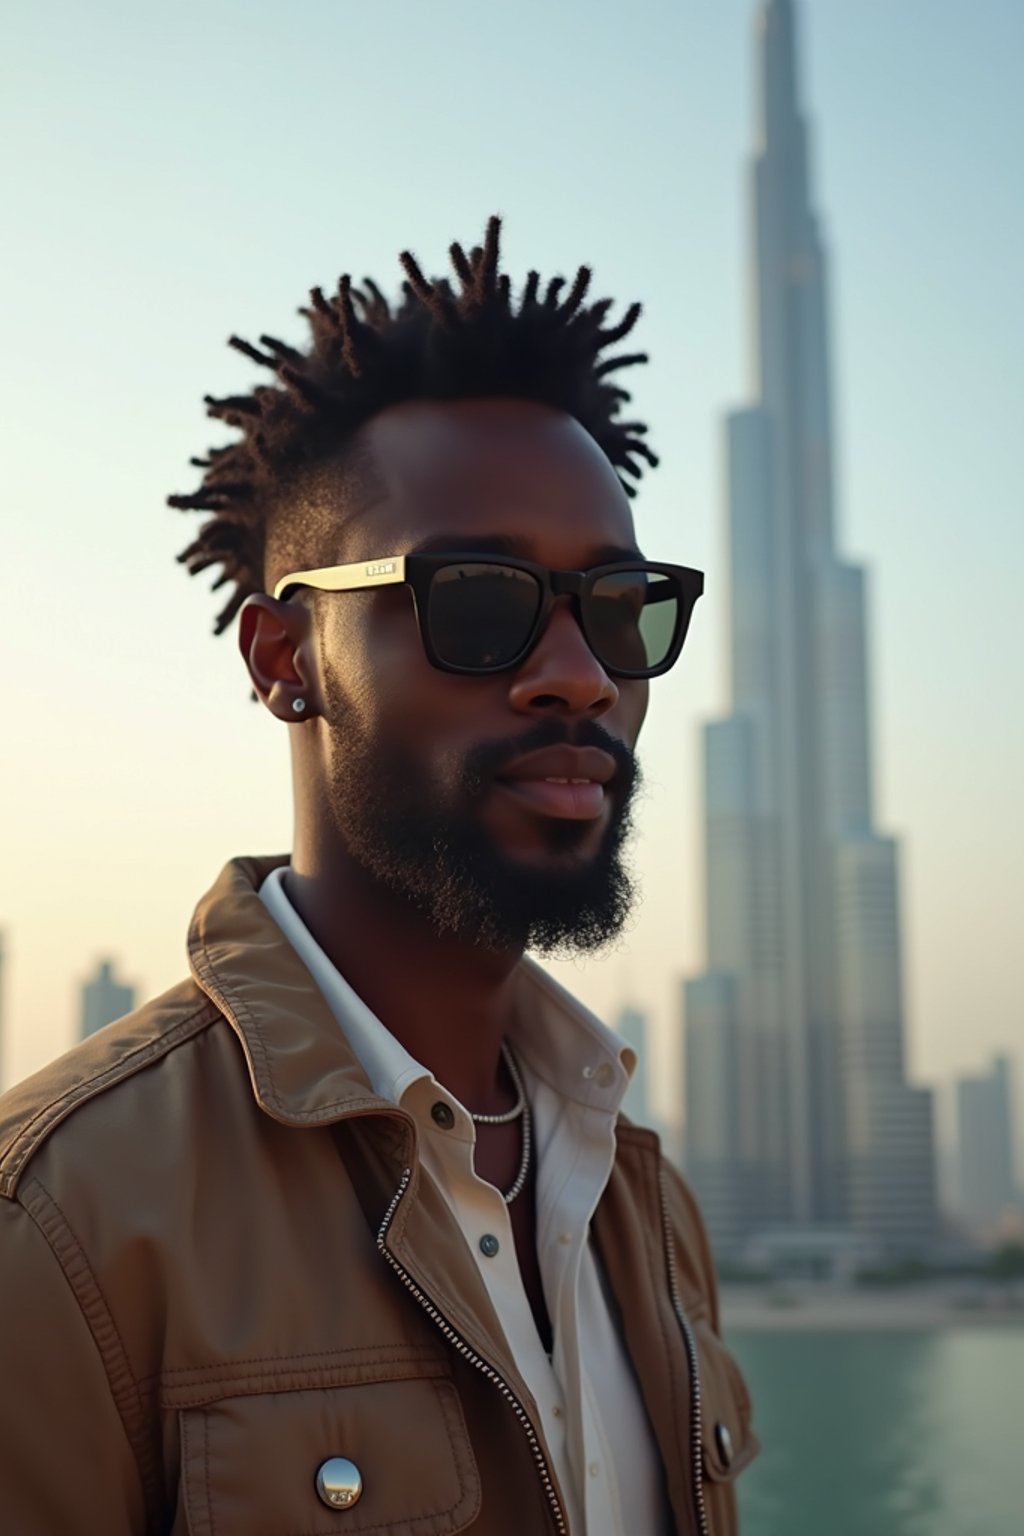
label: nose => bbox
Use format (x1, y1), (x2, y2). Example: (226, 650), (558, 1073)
(507, 599), (619, 718)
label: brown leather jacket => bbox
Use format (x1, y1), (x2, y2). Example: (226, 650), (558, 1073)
(0, 856), (758, 1534)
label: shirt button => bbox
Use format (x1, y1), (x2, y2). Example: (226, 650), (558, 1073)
(479, 1233), (500, 1258)
(431, 1101), (455, 1130)
(589, 1461), (601, 1478)
(552, 1404), (563, 1418)
(315, 1457), (363, 1509)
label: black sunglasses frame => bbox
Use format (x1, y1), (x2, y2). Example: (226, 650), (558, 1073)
(275, 552), (705, 679)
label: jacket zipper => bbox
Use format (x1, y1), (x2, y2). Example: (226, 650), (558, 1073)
(658, 1167), (710, 1536)
(377, 1167), (568, 1536)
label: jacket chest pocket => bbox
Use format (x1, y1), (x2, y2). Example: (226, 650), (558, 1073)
(690, 1316), (761, 1534)
(179, 1376), (481, 1536)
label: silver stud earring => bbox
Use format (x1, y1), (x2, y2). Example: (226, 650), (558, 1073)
(292, 698), (307, 715)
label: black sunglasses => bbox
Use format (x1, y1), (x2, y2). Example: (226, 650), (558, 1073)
(274, 552), (704, 679)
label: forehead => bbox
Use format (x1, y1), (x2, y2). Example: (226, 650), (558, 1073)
(311, 398), (641, 565)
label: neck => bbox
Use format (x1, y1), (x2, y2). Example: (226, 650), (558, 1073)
(284, 838), (524, 1112)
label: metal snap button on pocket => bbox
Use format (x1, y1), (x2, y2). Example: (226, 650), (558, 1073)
(714, 1422), (734, 1468)
(315, 1457), (363, 1510)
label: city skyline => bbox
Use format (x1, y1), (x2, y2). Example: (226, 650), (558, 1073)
(2, 2), (1022, 1163)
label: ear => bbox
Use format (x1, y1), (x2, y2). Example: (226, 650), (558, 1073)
(238, 594), (322, 722)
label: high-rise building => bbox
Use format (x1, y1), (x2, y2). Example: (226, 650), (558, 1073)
(682, 975), (744, 1250)
(615, 1006), (652, 1127)
(80, 959), (136, 1040)
(956, 1057), (1017, 1234)
(835, 837), (935, 1251)
(615, 1004), (684, 1167)
(684, 0), (936, 1255)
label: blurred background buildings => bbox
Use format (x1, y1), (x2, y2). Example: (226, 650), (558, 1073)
(80, 958), (136, 1042)
(955, 1056), (1017, 1240)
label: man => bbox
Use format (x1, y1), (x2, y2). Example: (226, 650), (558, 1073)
(0, 219), (757, 1533)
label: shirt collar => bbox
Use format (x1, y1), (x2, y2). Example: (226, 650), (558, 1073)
(259, 864), (635, 1115)
(260, 864), (429, 1106)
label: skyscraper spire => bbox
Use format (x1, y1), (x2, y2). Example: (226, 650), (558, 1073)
(759, 0), (800, 155)
(753, 0), (834, 554)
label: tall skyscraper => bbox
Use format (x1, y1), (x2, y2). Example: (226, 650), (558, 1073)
(684, 0), (936, 1255)
(615, 1004), (684, 1167)
(956, 1056), (1017, 1234)
(80, 959), (136, 1040)
(615, 1005), (652, 1127)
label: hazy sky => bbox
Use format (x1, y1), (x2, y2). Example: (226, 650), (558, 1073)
(3, 1), (1022, 1162)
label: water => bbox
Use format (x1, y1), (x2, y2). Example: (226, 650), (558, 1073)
(728, 1329), (1024, 1536)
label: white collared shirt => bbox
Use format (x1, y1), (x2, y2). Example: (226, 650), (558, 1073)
(260, 866), (669, 1536)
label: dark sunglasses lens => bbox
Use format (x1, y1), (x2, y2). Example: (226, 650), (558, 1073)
(428, 563), (543, 669)
(587, 569), (681, 674)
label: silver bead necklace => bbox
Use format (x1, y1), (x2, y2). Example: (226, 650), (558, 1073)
(468, 1041), (526, 1124)
(469, 1041), (532, 1206)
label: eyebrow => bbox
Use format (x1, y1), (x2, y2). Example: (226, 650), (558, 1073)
(411, 532), (646, 564)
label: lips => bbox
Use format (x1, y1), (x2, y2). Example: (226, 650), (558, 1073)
(496, 746), (617, 786)
(493, 745), (617, 821)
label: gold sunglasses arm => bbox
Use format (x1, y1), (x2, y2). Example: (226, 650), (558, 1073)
(273, 556), (408, 602)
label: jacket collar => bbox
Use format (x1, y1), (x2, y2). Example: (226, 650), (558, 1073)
(187, 854), (399, 1130)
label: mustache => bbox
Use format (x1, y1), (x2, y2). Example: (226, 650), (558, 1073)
(459, 719), (639, 799)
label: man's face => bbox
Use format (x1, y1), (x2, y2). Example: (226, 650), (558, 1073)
(297, 398), (650, 956)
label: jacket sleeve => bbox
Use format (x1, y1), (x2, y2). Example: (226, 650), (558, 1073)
(0, 1193), (147, 1533)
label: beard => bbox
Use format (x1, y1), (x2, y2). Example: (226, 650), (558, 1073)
(322, 702), (641, 957)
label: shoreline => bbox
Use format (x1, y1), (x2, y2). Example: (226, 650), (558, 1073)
(719, 1282), (1024, 1332)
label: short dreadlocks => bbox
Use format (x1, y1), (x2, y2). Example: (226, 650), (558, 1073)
(169, 216), (658, 636)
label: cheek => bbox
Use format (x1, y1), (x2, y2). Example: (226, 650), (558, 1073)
(320, 590), (419, 707)
(612, 679), (649, 746)
(320, 593), (480, 748)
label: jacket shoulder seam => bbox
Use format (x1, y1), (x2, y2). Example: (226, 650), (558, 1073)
(0, 999), (219, 1198)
